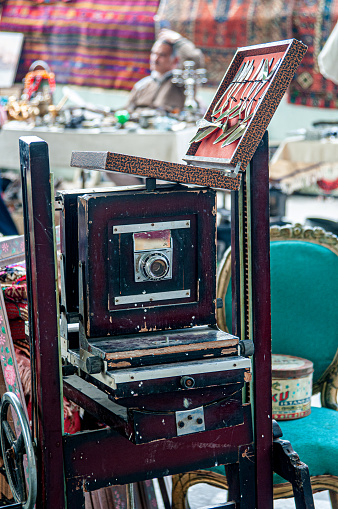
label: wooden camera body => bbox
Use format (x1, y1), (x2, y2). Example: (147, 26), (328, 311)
(58, 182), (250, 445)
(78, 184), (217, 339)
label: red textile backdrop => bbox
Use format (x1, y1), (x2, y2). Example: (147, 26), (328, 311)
(0, 0), (159, 90)
(1, 0), (338, 106)
(156, 0), (338, 108)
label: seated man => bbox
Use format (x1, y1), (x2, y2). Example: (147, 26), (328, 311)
(108, 31), (204, 186)
(127, 29), (204, 114)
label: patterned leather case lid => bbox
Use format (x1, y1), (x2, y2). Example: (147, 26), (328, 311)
(185, 39), (307, 174)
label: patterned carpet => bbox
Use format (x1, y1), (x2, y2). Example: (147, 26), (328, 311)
(1, 0), (338, 107)
(156, 0), (338, 108)
(0, 0), (159, 90)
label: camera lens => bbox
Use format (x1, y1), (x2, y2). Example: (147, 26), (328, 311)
(149, 258), (167, 278)
(143, 253), (170, 280)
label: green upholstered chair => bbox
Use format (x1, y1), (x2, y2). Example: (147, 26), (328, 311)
(172, 223), (338, 508)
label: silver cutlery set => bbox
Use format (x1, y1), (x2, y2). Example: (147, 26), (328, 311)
(190, 57), (282, 148)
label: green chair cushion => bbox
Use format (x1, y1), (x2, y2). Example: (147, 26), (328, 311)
(274, 406), (338, 483)
(205, 407), (338, 484)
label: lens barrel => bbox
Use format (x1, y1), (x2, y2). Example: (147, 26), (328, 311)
(142, 252), (170, 280)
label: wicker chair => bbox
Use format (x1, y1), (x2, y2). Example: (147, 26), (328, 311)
(172, 224), (338, 508)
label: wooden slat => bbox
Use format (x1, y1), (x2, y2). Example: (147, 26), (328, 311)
(19, 137), (65, 509)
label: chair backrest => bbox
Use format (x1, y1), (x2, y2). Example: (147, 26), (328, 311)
(217, 224), (338, 389)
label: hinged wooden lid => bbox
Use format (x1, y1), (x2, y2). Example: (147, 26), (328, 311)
(70, 150), (242, 191)
(185, 39), (307, 173)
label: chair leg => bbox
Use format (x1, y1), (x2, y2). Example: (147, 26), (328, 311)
(239, 444), (256, 509)
(226, 444), (256, 509)
(157, 478), (171, 509)
(329, 490), (338, 509)
(225, 463), (239, 502)
(273, 438), (314, 509)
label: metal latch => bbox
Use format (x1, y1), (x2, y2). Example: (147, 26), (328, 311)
(175, 406), (205, 436)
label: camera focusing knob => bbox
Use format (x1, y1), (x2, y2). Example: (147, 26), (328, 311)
(239, 339), (255, 357)
(86, 356), (104, 374)
(180, 376), (196, 389)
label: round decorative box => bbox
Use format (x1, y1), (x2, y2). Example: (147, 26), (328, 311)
(272, 354), (313, 420)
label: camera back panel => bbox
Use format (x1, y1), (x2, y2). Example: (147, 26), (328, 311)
(78, 185), (217, 339)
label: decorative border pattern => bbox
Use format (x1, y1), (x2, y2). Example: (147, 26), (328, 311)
(0, 235), (25, 269)
(270, 223), (338, 256)
(0, 289), (28, 432)
(0, 227), (60, 269)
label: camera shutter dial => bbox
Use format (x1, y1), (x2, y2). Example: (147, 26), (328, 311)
(141, 252), (170, 280)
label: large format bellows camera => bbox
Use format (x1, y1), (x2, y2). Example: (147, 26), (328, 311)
(58, 180), (250, 444)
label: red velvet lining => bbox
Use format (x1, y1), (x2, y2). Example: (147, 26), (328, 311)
(194, 50), (286, 160)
